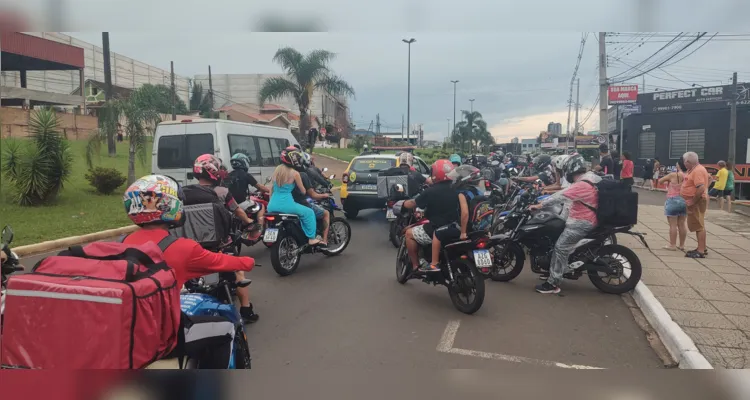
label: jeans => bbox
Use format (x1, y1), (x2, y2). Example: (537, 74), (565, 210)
(547, 220), (594, 287)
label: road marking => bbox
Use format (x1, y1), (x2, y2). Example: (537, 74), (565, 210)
(436, 320), (604, 370)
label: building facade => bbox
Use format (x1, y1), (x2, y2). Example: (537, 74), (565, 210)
(521, 138), (539, 153)
(547, 122), (562, 135)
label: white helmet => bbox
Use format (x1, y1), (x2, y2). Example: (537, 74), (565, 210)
(398, 152), (414, 167)
(553, 154), (569, 171)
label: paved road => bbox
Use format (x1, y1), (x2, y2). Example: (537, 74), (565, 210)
(16, 193), (669, 370)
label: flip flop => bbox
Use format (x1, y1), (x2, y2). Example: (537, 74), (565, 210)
(662, 245), (677, 251)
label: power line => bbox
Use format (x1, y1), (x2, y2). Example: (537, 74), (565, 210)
(609, 32), (708, 84)
(608, 32), (687, 80)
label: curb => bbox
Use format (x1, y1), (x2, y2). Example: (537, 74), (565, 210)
(630, 280), (713, 369)
(13, 225), (138, 257)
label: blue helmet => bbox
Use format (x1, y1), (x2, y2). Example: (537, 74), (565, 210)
(449, 154), (461, 165)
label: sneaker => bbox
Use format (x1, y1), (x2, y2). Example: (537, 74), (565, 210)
(418, 260), (440, 272)
(535, 282), (561, 294)
(240, 306), (259, 324)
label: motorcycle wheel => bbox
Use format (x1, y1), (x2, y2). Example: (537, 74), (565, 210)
(587, 244), (642, 294)
(490, 242), (526, 282)
(233, 327), (252, 369)
(395, 240), (412, 284)
(604, 234), (617, 245)
(447, 258), (485, 315)
(321, 217), (352, 256)
(389, 219), (402, 248)
(271, 232), (302, 276)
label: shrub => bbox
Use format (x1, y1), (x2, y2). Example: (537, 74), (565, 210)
(1, 108), (73, 206)
(85, 167), (127, 195)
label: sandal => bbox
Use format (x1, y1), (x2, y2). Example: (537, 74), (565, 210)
(662, 245), (677, 251)
(685, 250), (705, 259)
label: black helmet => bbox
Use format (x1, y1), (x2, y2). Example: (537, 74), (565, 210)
(532, 154), (552, 173)
(563, 154), (587, 183)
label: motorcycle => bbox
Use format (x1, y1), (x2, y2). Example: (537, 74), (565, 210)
(486, 193), (646, 293)
(1, 225), (23, 326)
(147, 272), (253, 369)
(387, 184), (425, 248)
(395, 218), (486, 314)
(264, 184), (352, 276)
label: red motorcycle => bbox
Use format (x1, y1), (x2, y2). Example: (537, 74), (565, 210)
(234, 191), (273, 251)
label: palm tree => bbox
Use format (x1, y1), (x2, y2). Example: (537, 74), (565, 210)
(453, 110), (490, 153)
(87, 87), (162, 185)
(258, 48), (355, 148)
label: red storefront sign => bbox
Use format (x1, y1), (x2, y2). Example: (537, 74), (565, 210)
(608, 85), (638, 104)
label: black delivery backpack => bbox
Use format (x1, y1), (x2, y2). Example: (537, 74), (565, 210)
(582, 179), (639, 227)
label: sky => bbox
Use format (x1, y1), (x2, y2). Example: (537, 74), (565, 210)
(22, 0), (744, 143)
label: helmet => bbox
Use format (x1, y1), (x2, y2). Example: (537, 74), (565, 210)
(280, 146), (304, 169)
(301, 152), (312, 168)
(124, 175), (184, 228)
(398, 152), (414, 167)
(431, 159), (455, 183)
(230, 153), (251, 171)
(193, 154), (226, 183)
(492, 151), (504, 161)
(447, 164), (481, 184)
(553, 154), (569, 171)
(563, 153), (587, 183)
(449, 154), (462, 165)
(532, 154), (552, 173)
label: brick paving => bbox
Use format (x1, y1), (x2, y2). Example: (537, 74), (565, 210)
(621, 204), (750, 368)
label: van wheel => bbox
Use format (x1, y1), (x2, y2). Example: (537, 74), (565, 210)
(344, 208), (359, 219)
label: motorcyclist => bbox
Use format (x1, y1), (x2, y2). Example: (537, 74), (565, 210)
(513, 154), (555, 186)
(298, 152), (331, 244)
(449, 154), (462, 167)
(539, 154), (571, 194)
(528, 154), (601, 294)
(398, 152), (432, 186)
(227, 153), (270, 233)
(303, 153), (331, 189)
(186, 154), (258, 322)
(402, 160), (469, 272)
(120, 174), (255, 368)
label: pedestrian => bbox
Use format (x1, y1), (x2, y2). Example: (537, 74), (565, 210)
(651, 158), (661, 190)
(641, 159), (654, 189)
(710, 161), (731, 212)
(594, 144), (614, 177)
(680, 151), (709, 258)
(611, 150), (622, 180)
(619, 151), (634, 186)
(724, 162), (735, 213)
(658, 159), (688, 251)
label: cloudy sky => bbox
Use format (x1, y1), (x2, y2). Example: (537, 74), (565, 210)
(20, 0), (742, 142)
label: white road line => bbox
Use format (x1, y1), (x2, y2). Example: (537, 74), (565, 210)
(436, 320), (604, 370)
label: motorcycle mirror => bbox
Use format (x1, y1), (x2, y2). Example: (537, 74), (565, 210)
(1, 225), (13, 244)
(322, 167), (329, 173)
(535, 179), (544, 186)
(329, 174), (335, 180)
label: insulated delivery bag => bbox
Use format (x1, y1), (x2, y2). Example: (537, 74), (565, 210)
(583, 179), (639, 227)
(1, 239), (180, 369)
(171, 184), (233, 250)
(378, 167), (421, 199)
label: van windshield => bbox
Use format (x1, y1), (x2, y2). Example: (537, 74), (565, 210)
(350, 158), (395, 172)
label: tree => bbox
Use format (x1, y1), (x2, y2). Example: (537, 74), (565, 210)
(137, 83), (189, 115)
(1, 108), (74, 206)
(452, 110), (490, 153)
(87, 86), (162, 186)
(189, 81), (213, 116)
(258, 48), (355, 147)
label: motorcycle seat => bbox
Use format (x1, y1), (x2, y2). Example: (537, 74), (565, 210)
(265, 212), (300, 220)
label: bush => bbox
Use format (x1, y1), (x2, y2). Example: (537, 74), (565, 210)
(85, 167), (127, 195)
(1, 109), (73, 206)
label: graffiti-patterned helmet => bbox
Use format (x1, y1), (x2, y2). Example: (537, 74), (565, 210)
(123, 175), (185, 227)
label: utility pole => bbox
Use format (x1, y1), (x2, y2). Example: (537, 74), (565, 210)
(207, 65), (214, 113)
(598, 32), (609, 136)
(376, 113), (381, 135)
(102, 32), (116, 156)
(469, 98), (475, 113)
(401, 114), (404, 140)
(451, 80), (459, 150)
(729, 72), (738, 166)
(170, 61), (176, 121)
(403, 38), (416, 143)
(642, 75), (646, 93)
(572, 78), (580, 153)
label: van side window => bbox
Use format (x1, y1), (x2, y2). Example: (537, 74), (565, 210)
(256, 137), (276, 166)
(157, 134), (214, 168)
(268, 138), (283, 163)
(186, 134), (214, 165)
(228, 134), (261, 166)
(275, 138), (289, 150)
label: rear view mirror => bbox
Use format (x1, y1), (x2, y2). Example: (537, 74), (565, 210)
(1, 225), (14, 244)
(329, 174), (336, 180)
(322, 167), (329, 173)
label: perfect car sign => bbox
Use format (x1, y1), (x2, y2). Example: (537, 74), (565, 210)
(608, 85), (638, 104)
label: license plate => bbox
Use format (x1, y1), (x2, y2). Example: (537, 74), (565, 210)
(386, 208), (396, 220)
(473, 250), (492, 267)
(263, 228), (279, 243)
(360, 184), (377, 191)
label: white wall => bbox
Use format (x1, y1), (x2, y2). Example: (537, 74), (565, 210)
(0, 32), (190, 105)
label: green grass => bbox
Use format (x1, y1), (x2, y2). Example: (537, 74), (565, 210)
(0, 139), (152, 246)
(312, 148), (360, 162)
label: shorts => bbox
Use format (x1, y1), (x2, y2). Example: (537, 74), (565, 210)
(411, 224), (433, 246)
(687, 197), (707, 232)
(723, 189), (734, 197)
(711, 188), (733, 197)
(412, 223), (461, 246)
(311, 203), (326, 219)
(434, 222), (462, 243)
(664, 196), (687, 217)
(621, 177), (634, 186)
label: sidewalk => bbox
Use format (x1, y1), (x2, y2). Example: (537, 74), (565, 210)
(620, 205), (750, 368)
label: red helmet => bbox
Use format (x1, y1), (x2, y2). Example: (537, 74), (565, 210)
(431, 159), (455, 183)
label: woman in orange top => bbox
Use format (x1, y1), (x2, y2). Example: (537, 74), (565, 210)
(619, 151), (634, 186)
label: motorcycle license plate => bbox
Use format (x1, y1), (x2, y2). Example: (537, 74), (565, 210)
(360, 184), (377, 191)
(263, 228), (279, 243)
(473, 250), (492, 267)
(386, 208), (396, 220)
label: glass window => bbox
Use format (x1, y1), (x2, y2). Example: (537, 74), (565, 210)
(350, 158), (396, 172)
(157, 136), (184, 169)
(228, 134), (260, 166)
(186, 134), (214, 165)
(639, 131), (656, 159)
(257, 137), (275, 166)
(416, 158), (430, 175)
(275, 138), (290, 150)
(669, 129), (705, 160)
(268, 137), (282, 165)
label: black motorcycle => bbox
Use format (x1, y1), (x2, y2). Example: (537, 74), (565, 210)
(387, 184), (426, 248)
(265, 186), (352, 276)
(487, 193), (646, 294)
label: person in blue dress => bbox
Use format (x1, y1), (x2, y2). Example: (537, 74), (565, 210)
(266, 147), (323, 246)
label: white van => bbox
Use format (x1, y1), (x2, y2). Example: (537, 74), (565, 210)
(152, 119), (299, 186)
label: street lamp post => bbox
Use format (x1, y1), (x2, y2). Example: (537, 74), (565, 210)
(403, 38), (416, 144)
(469, 98), (475, 113)
(451, 80), (459, 151)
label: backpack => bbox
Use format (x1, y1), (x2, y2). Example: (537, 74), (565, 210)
(226, 170), (250, 202)
(468, 195), (494, 231)
(1, 237), (180, 369)
(582, 179), (639, 227)
(173, 184), (234, 249)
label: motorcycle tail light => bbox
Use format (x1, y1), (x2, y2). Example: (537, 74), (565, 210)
(476, 238), (489, 249)
(481, 267), (490, 274)
(265, 216), (276, 222)
(342, 173), (349, 183)
(484, 181), (491, 189)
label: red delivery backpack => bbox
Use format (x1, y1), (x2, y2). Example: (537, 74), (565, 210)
(1, 236), (180, 369)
